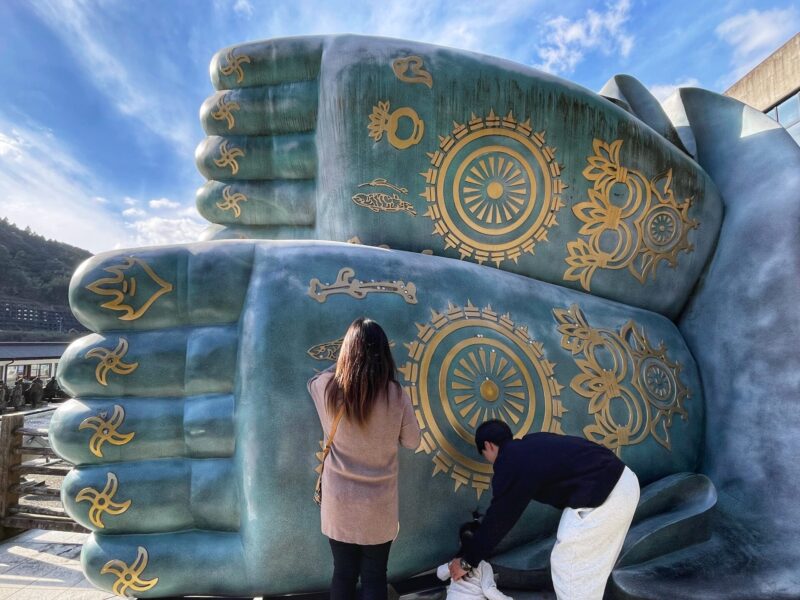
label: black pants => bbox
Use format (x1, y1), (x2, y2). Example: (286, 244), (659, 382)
(328, 538), (392, 600)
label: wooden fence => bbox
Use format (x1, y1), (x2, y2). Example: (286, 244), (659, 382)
(0, 410), (86, 539)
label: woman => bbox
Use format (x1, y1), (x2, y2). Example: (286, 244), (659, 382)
(308, 317), (422, 600)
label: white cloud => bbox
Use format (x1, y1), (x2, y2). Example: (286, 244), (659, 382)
(124, 216), (207, 247)
(245, 0), (542, 65)
(120, 197), (206, 247)
(178, 206), (200, 218)
(0, 133), (20, 157)
(29, 1), (197, 155)
(716, 7), (799, 83)
(535, 0), (634, 74)
(233, 0), (254, 17)
(0, 119), (131, 253)
(122, 207), (147, 218)
(648, 78), (700, 103)
(365, 1), (532, 55)
(0, 117), (205, 253)
(149, 198), (181, 209)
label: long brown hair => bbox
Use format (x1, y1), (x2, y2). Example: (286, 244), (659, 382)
(325, 317), (397, 425)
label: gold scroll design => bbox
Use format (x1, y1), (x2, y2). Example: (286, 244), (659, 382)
(308, 338), (345, 362)
(219, 48), (251, 84)
(216, 185), (248, 218)
(368, 101), (425, 150)
(86, 257), (173, 321)
(79, 405), (136, 458)
(211, 93), (240, 130)
(347, 237), (434, 254)
(399, 301), (565, 499)
(85, 338), (139, 386)
(308, 267), (418, 304)
(214, 140), (245, 175)
(76, 472), (131, 529)
(564, 138), (698, 290)
(553, 304), (689, 454)
(101, 546), (158, 597)
(392, 55), (433, 88)
(352, 179), (416, 216)
(420, 110), (566, 267)
(308, 337), (396, 361)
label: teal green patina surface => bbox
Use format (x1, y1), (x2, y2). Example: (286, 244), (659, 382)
(195, 35), (723, 319)
(50, 33), (800, 599)
(53, 241), (703, 596)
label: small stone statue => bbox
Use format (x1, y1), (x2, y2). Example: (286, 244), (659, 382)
(28, 377), (43, 409)
(9, 380), (24, 410)
(44, 377), (58, 401)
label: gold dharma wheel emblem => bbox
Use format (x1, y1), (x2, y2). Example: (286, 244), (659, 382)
(420, 110), (566, 267)
(399, 302), (565, 498)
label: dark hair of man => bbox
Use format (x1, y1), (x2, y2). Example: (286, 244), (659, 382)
(325, 317), (397, 426)
(474, 419), (513, 455)
(458, 519), (481, 556)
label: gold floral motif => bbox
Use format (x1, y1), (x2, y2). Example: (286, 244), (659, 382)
(308, 267), (417, 304)
(85, 338), (139, 386)
(564, 139), (698, 290)
(79, 405), (136, 458)
(368, 101), (425, 150)
(400, 302), (565, 498)
(392, 55), (433, 88)
(76, 472), (132, 528)
(314, 438), (326, 474)
(553, 304), (689, 454)
(211, 93), (240, 130)
(216, 186), (248, 218)
(219, 48), (251, 84)
(213, 140), (245, 175)
(101, 546), (158, 597)
(420, 110), (566, 267)
(86, 257), (173, 321)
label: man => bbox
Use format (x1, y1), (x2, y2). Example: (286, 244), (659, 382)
(449, 420), (639, 600)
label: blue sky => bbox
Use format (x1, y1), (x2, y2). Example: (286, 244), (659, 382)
(0, 0), (796, 253)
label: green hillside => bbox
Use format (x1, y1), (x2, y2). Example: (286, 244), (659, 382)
(0, 217), (91, 305)
(0, 218), (91, 340)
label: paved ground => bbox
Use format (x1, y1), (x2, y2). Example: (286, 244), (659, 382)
(0, 530), (112, 599)
(0, 529), (555, 600)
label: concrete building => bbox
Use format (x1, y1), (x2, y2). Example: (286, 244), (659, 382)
(0, 298), (84, 334)
(724, 33), (800, 144)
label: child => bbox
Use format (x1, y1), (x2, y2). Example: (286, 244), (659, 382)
(437, 518), (513, 600)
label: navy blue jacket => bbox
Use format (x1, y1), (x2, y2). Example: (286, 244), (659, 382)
(462, 432), (626, 566)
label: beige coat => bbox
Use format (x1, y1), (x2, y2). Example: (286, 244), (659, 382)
(308, 369), (422, 545)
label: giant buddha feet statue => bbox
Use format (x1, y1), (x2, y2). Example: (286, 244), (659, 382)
(50, 35), (800, 598)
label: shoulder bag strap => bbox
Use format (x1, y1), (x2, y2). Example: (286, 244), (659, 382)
(321, 405), (346, 460)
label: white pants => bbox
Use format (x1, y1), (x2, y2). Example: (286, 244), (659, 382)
(550, 467), (640, 600)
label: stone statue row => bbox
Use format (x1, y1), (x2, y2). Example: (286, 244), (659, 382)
(0, 376), (66, 412)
